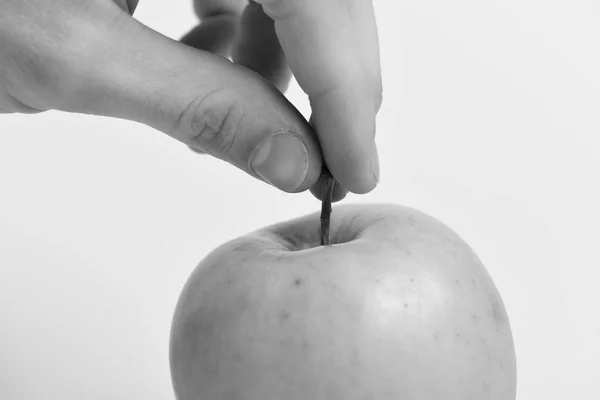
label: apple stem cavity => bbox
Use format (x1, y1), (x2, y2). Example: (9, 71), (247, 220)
(320, 165), (336, 246)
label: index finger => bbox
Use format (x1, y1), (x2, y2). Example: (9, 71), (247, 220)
(256, 0), (382, 194)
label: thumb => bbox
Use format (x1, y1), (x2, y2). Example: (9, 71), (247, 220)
(58, 3), (322, 193)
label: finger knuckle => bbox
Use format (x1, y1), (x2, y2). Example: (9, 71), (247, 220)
(181, 89), (245, 156)
(194, 0), (246, 18)
(253, 0), (296, 19)
(373, 81), (383, 111)
(361, 74), (383, 112)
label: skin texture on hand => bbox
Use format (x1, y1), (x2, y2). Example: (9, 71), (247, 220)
(0, 0), (382, 202)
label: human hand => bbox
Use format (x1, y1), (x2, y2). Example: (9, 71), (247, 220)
(0, 0), (381, 202)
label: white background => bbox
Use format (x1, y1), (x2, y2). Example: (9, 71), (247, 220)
(1, 0), (598, 399)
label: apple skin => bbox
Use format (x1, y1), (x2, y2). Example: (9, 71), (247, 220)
(169, 203), (517, 400)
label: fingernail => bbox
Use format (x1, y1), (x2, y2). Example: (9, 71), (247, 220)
(371, 142), (380, 184)
(249, 131), (309, 192)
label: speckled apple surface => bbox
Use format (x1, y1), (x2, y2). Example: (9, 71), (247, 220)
(169, 203), (517, 400)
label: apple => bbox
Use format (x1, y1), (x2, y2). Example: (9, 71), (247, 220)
(169, 203), (517, 400)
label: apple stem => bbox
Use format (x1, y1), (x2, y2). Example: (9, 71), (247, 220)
(320, 165), (336, 246)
